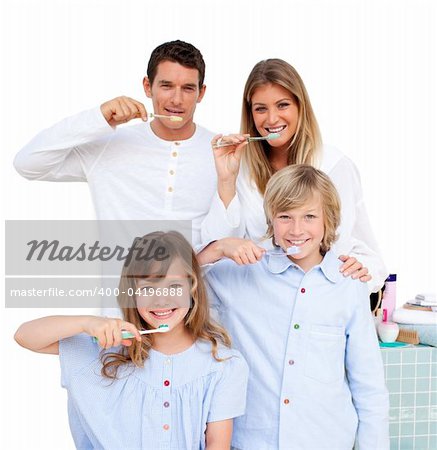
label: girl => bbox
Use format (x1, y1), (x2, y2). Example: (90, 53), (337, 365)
(15, 231), (248, 450)
(201, 58), (387, 293)
(199, 165), (389, 450)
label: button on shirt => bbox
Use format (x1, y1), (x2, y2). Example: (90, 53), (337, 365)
(59, 337), (249, 450)
(14, 107), (217, 246)
(205, 250), (389, 450)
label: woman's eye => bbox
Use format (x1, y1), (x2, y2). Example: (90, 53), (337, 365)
(253, 107), (267, 113)
(278, 102), (290, 109)
(305, 215), (316, 220)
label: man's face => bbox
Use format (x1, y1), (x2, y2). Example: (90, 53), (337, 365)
(143, 60), (206, 140)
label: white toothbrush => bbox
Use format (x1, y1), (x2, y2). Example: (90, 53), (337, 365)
(92, 324), (170, 342)
(267, 246), (301, 256)
(149, 113), (183, 122)
(213, 132), (280, 148)
(121, 324), (170, 339)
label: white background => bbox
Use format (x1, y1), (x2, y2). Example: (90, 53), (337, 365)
(1, 0), (436, 448)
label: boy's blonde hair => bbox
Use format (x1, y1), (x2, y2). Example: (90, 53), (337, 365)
(101, 231), (231, 378)
(241, 59), (322, 194)
(263, 165), (341, 254)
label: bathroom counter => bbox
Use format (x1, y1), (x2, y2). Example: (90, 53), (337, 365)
(381, 345), (436, 450)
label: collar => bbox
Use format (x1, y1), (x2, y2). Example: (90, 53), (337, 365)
(266, 249), (342, 283)
(316, 250), (343, 283)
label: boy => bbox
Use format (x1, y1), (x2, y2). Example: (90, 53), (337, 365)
(198, 164), (389, 450)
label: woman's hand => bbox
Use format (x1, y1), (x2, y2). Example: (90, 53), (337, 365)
(83, 316), (141, 349)
(211, 134), (248, 207)
(338, 255), (372, 282)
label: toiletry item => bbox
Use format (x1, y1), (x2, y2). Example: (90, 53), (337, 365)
(267, 246), (301, 256)
(396, 329), (419, 345)
(121, 324), (169, 339)
(93, 324), (169, 342)
(377, 321), (399, 343)
(149, 113), (182, 122)
(213, 132), (280, 148)
(381, 274), (397, 321)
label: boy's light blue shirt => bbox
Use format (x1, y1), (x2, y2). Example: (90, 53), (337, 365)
(205, 250), (389, 450)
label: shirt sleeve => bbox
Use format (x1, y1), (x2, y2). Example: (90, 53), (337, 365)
(329, 155), (388, 292)
(203, 259), (237, 320)
(207, 350), (249, 422)
(200, 191), (245, 246)
(59, 333), (101, 388)
(345, 281), (390, 450)
(14, 107), (115, 181)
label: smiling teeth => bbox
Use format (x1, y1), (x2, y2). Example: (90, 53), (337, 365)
(290, 240), (305, 245)
(266, 126), (285, 133)
(153, 310), (172, 316)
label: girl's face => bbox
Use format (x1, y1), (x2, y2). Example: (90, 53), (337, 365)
(135, 257), (192, 334)
(251, 83), (299, 153)
(273, 194), (325, 272)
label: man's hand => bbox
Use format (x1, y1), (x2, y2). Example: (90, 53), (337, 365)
(100, 96), (148, 127)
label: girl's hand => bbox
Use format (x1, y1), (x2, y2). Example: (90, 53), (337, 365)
(83, 316), (141, 349)
(211, 134), (248, 183)
(338, 255), (372, 282)
(218, 238), (266, 265)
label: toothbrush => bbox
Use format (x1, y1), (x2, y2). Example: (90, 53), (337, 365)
(213, 132), (280, 148)
(92, 324), (169, 342)
(149, 113), (183, 122)
(121, 324), (170, 339)
(267, 246), (301, 256)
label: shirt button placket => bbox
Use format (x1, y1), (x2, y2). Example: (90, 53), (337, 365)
(166, 142), (180, 210)
(162, 358), (172, 443)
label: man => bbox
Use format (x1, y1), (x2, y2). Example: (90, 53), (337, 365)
(14, 40), (216, 246)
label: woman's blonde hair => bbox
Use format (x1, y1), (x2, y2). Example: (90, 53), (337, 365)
(101, 231), (231, 378)
(241, 59), (322, 194)
(263, 165), (341, 254)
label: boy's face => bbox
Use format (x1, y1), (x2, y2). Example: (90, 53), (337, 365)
(272, 193), (325, 271)
(143, 60), (206, 141)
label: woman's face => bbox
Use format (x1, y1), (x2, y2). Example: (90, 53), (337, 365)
(251, 83), (299, 153)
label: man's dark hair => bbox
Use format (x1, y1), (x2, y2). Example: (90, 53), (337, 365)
(147, 40), (205, 88)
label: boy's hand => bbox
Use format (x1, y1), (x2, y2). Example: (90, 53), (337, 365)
(218, 238), (266, 265)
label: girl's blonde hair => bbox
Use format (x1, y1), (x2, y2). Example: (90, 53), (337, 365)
(241, 59), (322, 194)
(101, 231), (231, 378)
(263, 165), (341, 254)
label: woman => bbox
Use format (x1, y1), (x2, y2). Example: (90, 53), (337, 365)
(201, 58), (387, 292)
